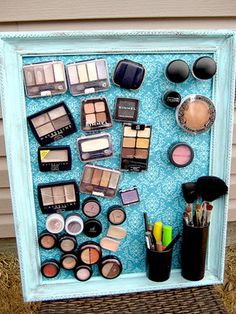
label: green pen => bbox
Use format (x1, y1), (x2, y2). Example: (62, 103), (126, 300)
(162, 225), (172, 247)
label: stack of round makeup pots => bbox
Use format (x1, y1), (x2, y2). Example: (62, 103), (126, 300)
(39, 197), (125, 280)
(25, 55), (217, 284)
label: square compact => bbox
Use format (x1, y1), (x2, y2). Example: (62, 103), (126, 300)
(121, 123), (152, 172)
(28, 102), (77, 145)
(38, 180), (80, 214)
(113, 59), (145, 90)
(38, 146), (72, 171)
(23, 61), (67, 98)
(66, 59), (110, 96)
(119, 186), (140, 206)
(77, 133), (113, 162)
(114, 98), (139, 122)
(80, 164), (121, 198)
(81, 97), (112, 132)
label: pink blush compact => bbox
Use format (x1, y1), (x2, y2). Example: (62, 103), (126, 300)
(168, 143), (194, 167)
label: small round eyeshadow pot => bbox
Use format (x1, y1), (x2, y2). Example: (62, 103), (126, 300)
(163, 91), (181, 108)
(168, 143), (194, 168)
(58, 235), (77, 253)
(41, 260), (60, 278)
(74, 264), (93, 281)
(82, 197), (101, 218)
(192, 56), (217, 80)
(78, 241), (102, 265)
(46, 213), (65, 234)
(107, 205), (126, 225)
(83, 219), (102, 238)
(166, 60), (190, 83)
(65, 214), (84, 236)
(39, 231), (58, 250)
(176, 94), (216, 134)
(60, 253), (78, 270)
(99, 255), (122, 279)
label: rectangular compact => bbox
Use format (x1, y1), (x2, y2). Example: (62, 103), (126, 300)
(38, 180), (80, 214)
(114, 97), (139, 122)
(81, 97), (112, 132)
(28, 102), (77, 145)
(23, 61), (67, 98)
(119, 186), (140, 206)
(77, 133), (113, 162)
(38, 146), (72, 171)
(66, 59), (110, 95)
(79, 164), (121, 198)
(121, 123), (152, 171)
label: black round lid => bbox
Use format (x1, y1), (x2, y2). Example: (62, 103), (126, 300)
(82, 197), (101, 218)
(99, 255), (122, 279)
(83, 219), (102, 238)
(74, 264), (93, 281)
(166, 60), (190, 83)
(107, 205), (126, 225)
(163, 91), (181, 108)
(58, 234), (77, 253)
(168, 142), (194, 168)
(192, 56), (217, 80)
(41, 260), (60, 278)
(38, 231), (58, 250)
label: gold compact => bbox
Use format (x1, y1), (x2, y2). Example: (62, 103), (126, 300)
(121, 123), (152, 171)
(176, 95), (216, 134)
(23, 61), (67, 98)
(66, 59), (110, 96)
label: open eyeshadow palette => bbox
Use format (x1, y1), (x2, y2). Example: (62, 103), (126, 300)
(0, 31), (235, 301)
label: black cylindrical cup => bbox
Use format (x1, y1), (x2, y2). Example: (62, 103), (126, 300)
(146, 248), (173, 282)
(181, 223), (209, 281)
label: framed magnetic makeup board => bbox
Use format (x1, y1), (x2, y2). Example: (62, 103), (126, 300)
(0, 30), (235, 301)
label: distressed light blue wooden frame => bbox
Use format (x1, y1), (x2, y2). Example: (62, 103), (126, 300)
(0, 30), (235, 302)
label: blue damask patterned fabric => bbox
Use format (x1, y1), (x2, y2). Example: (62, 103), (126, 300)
(24, 53), (212, 281)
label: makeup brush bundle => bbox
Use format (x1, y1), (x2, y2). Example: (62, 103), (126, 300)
(182, 176), (228, 227)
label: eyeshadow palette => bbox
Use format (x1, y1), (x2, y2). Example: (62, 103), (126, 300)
(81, 97), (112, 132)
(121, 123), (152, 171)
(23, 61), (67, 98)
(113, 59), (145, 90)
(38, 146), (71, 172)
(79, 164), (121, 198)
(28, 102), (77, 145)
(114, 98), (139, 122)
(119, 186), (140, 206)
(77, 133), (113, 162)
(66, 59), (110, 96)
(38, 180), (80, 214)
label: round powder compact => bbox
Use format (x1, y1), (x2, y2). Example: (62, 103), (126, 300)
(107, 205), (126, 225)
(176, 95), (216, 134)
(39, 231), (58, 250)
(99, 255), (122, 279)
(163, 91), (181, 109)
(41, 260), (60, 278)
(78, 241), (102, 265)
(166, 60), (190, 83)
(65, 214), (84, 236)
(192, 56), (217, 80)
(82, 197), (101, 218)
(74, 264), (93, 281)
(58, 235), (77, 253)
(60, 253), (78, 270)
(84, 219), (102, 238)
(46, 213), (65, 234)
(168, 143), (194, 168)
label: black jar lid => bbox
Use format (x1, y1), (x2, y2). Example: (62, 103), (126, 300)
(166, 60), (190, 83)
(168, 142), (194, 168)
(58, 234), (77, 253)
(83, 219), (103, 238)
(60, 253), (78, 270)
(192, 56), (217, 80)
(163, 91), (181, 108)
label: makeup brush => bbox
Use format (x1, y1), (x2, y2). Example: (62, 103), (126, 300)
(183, 212), (189, 225)
(195, 201), (201, 227)
(206, 202), (213, 225)
(196, 176), (228, 203)
(182, 182), (198, 225)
